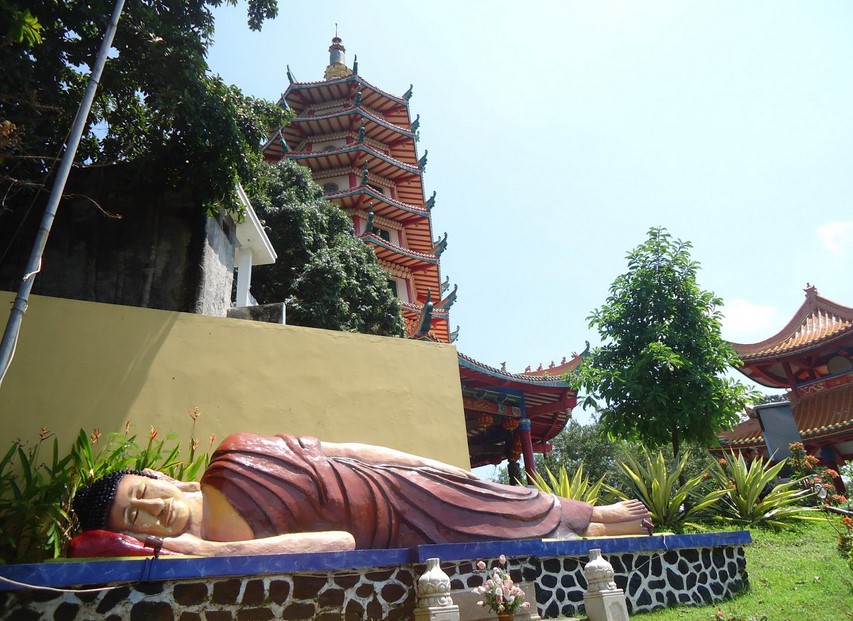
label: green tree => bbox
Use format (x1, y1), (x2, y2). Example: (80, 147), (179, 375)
(249, 160), (404, 337)
(573, 227), (755, 457)
(0, 0), (285, 216)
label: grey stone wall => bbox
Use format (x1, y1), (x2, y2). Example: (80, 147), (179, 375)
(0, 164), (236, 316)
(196, 211), (237, 317)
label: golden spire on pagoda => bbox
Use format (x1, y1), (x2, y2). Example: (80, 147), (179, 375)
(324, 29), (353, 81)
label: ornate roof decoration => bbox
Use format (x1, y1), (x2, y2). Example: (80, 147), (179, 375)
(522, 342), (590, 378)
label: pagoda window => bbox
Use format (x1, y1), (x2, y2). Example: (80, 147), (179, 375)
(372, 227), (392, 243)
(388, 276), (410, 302)
(323, 182), (340, 195)
(321, 144), (337, 152)
(367, 183), (385, 195)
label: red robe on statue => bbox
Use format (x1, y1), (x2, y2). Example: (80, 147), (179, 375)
(201, 433), (593, 549)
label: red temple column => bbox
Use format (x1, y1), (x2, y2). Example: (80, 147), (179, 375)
(519, 417), (536, 483)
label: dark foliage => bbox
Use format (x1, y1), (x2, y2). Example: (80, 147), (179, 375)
(249, 161), (404, 337)
(0, 0), (286, 218)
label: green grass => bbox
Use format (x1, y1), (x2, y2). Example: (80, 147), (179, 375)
(633, 517), (853, 621)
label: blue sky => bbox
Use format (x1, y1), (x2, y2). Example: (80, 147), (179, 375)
(208, 1), (852, 419)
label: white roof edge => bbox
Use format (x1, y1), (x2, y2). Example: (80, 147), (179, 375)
(235, 183), (277, 266)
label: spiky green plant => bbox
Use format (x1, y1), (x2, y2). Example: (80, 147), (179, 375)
(711, 452), (820, 529)
(529, 463), (604, 504)
(608, 448), (726, 531)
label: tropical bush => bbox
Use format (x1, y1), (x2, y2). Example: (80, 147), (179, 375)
(710, 452), (819, 529)
(608, 448), (726, 531)
(529, 463), (604, 504)
(0, 415), (211, 564)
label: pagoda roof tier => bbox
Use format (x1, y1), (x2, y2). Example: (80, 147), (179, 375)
(368, 231), (442, 308)
(349, 205), (434, 259)
(335, 186), (429, 226)
(730, 286), (853, 389)
(287, 144), (423, 190)
(359, 233), (438, 269)
(458, 353), (576, 468)
(718, 377), (853, 459)
(282, 75), (410, 125)
(282, 108), (416, 161)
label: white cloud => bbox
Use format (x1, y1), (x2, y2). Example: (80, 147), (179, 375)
(721, 299), (781, 342)
(817, 221), (853, 257)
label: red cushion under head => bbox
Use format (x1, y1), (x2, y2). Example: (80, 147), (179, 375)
(68, 530), (174, 558)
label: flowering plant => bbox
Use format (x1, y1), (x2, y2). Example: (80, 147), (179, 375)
(788, 442), (848, 507)
(472, 554), (530, 616)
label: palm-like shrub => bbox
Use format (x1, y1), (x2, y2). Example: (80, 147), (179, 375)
(711, 452), (820, 529)
(609, 448), (726, 531)
(529, 463), (604, 504)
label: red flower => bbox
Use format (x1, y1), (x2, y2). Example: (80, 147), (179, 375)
(149, 425), (158, 440)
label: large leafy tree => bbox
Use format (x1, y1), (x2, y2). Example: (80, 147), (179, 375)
(573, 227), (755, 457)
(249, 160), (404, 337)
(0, 0), (285, 215)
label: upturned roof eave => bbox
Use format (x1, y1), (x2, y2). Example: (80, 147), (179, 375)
(730, 289), (853, 359)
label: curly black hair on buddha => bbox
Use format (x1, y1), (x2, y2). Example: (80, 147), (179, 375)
(72, 470), (157, 531)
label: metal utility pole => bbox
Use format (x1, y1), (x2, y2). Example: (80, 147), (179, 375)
(0, 0), (126, 388)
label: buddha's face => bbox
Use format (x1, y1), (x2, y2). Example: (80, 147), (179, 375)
(107, 475), (191, 537)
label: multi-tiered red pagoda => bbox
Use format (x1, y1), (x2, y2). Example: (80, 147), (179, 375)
(719, 285), (852, 485)
(265, 37), (578, 477)
(264, 36), (453, 342)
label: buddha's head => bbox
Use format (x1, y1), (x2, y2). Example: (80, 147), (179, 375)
(73, 471), (191, 537)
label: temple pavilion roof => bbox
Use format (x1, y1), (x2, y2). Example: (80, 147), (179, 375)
(731, 285), (853, 363)
(720, 286), (853, 463)
(729, 286), (853, 390)
(718, 378), (853, 457)
(458, 353), (578, 468)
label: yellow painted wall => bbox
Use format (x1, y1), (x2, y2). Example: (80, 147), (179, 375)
(0, 293), (470, 468)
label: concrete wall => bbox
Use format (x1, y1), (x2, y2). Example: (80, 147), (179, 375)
(0, 293), (469, 467)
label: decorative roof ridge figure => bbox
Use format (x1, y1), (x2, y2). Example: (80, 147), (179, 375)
(71, 433), (653, 557)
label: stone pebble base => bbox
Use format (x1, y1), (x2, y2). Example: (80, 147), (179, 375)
(0, 531), (751, 620)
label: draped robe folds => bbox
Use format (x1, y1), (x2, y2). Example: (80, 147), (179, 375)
(201, 433), (594, 549)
